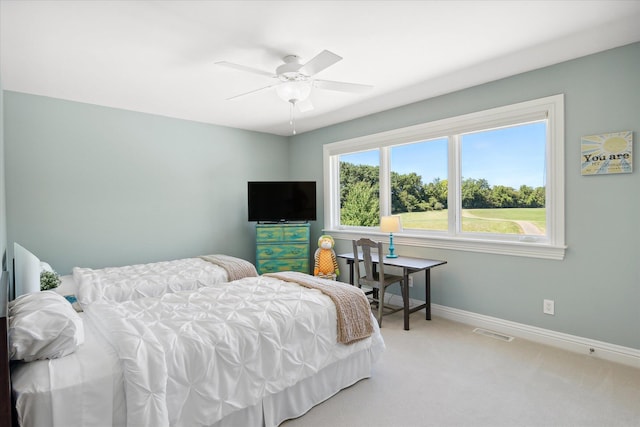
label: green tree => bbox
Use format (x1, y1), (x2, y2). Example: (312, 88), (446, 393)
(340, 161), (545, 221)
(532, 186), (546, 207)
(391, 172), (425, 213)
(340, 181), (380, 226)
(489, 185), (518, 208)
(340, 162), (379, 208)
(517, 185), (534, 207)
(461, 178), (490, 208)
(424, 178), (448, 209)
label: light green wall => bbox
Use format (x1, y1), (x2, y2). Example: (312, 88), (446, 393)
(4, 93), (289, 274)
(290, 42), (640, 350)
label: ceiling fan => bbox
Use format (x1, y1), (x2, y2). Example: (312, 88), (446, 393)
(215, 49), (373, 113)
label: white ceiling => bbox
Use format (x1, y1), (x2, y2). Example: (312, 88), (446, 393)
(2, 1), (640, 136)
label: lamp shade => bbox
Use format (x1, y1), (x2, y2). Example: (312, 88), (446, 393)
(276, 80), (312, 103)
(380, 215), (402, 233)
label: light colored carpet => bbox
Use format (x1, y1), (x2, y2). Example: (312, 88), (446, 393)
(282, 312), (640, 427)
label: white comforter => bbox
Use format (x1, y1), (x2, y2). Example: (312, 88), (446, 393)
(74, 257), (229, 307)
(83, 275), (382, 427)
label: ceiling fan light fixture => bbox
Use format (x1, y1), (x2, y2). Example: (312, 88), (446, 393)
(276, 80), (312, 104)
(217, 49), (371, 134)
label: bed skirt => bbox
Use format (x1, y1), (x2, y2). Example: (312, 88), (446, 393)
(214, 345), (378, 427)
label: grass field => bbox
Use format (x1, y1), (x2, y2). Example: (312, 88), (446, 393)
(398, 208), (546, 234)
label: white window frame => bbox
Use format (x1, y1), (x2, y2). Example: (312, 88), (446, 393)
(323, 95), (566, 260)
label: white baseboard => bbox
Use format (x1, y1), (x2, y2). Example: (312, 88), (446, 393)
(429, 303), (640, 369)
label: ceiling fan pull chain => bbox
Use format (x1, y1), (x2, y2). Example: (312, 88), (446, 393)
(290, 101), (297, 135)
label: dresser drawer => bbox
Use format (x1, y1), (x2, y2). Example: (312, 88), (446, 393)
(256, 227), (284, 242)
(283, 226), (310, 242)
(257, 258), (309, 274)
(257, 243), (308, 259)
(256, 225), (310, 242)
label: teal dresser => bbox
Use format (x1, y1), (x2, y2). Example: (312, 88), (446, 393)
(256, 223), (310, 274)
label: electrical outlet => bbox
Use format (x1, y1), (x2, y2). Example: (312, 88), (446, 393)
(408, 276), (414, 287)
(543, 299), (555, 315)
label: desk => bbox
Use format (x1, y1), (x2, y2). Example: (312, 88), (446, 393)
(337, 252), (447, 330)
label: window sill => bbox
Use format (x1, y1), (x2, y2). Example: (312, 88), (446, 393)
(324, 228), (566, 260)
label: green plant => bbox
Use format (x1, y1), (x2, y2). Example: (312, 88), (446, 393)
(40, 270), (61, 291)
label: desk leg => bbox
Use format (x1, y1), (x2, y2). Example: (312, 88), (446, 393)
(346, 260), (354, 285)
(403, 268), (410, 331)
(425, 269), (431, 320)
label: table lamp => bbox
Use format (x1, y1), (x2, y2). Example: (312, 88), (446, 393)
(380, 215), (402, 258)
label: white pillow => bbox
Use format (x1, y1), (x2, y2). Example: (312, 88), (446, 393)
(9, 291), (85, 361)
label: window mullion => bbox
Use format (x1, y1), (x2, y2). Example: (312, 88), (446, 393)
(448, 135), (460, 236)
(380, 147), (392, 216)
(328, 154), (341, 229)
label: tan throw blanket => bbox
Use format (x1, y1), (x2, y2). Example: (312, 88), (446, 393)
(199, 254), (258, 281)
(265, 271), (374, 345)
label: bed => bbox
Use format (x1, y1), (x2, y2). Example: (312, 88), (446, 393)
(13, 242), (258, 302)
(2, 246), (385, 427)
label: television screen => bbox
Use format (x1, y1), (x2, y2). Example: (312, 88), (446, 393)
(248, 181), (316, 222)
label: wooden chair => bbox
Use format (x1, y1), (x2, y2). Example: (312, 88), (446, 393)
(351, 238), (406, 326)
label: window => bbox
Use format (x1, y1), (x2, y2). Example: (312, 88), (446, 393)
(459, 122), (546, 235)
(323, 95), (565, 260)
(339, 150), (380, 226)
(390, 138), (448, 231)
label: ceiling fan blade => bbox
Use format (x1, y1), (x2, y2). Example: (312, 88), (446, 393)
(299, 50), (342, 76)
(226, 84), (279, 100)
(215, 61), (274, 78)
(315, 79), (373, 93)
(296, 98), (314, 113)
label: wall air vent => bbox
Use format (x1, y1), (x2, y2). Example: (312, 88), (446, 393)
(473, 328), (514, 342)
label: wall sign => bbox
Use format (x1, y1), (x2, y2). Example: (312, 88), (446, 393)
(581, 131), (633, 176)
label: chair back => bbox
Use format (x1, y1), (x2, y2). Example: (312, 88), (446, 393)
(352, 238), (386, 288)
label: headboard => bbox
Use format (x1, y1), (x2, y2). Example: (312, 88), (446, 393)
(13, 243), (41, 298)
(1, 270), (13, 427)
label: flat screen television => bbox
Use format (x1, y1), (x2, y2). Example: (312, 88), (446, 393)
(248, 181), (317, 222)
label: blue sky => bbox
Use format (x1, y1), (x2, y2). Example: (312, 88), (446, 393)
(341, 121), (546, 189)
